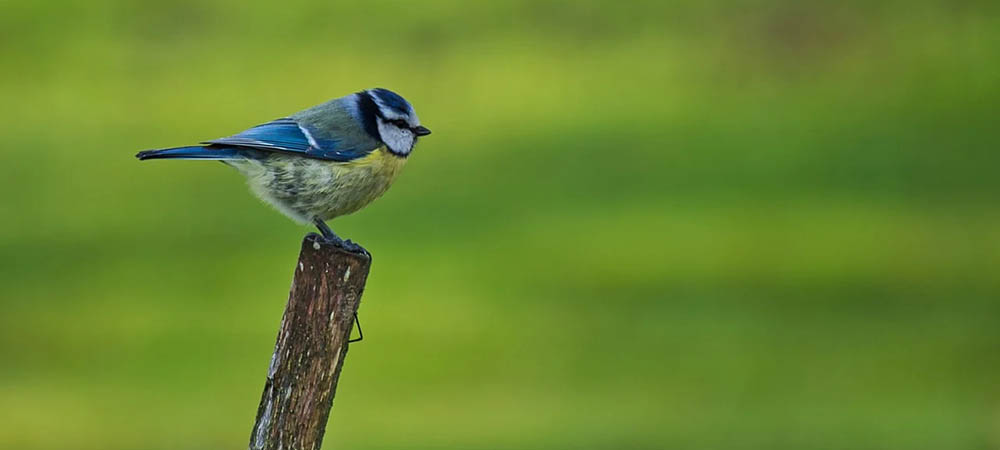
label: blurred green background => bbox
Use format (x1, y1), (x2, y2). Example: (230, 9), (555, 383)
(1, 0), (999, 449)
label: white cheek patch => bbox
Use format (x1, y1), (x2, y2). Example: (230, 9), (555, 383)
(377, 118), (414, 155)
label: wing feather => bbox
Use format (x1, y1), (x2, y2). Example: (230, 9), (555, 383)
(203, 118), (376, 162)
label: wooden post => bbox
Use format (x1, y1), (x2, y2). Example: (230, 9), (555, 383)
(249, 234), (372, 450)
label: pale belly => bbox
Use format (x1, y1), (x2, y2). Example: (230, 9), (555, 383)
(228, 148), (407, 223)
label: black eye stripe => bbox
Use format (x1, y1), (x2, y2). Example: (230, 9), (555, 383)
(386, 118), (412, 130)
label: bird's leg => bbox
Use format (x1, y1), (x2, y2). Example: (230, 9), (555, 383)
(313, 218), (343, 244)
(312, 218), (369, 256)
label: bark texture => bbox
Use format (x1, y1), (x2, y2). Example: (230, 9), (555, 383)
(249, 234), (371, 450)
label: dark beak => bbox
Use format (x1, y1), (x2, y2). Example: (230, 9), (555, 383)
(413, 125), (431, 136)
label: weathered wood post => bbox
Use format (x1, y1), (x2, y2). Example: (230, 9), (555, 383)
(249, 234), (372, 450)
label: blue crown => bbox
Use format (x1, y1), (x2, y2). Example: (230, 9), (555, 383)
(369, 88), (412, 115)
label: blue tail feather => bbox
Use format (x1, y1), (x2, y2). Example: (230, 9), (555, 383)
(135, 146), (246, 161)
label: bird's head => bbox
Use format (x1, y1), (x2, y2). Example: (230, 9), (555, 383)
(355, 88), (430, 157)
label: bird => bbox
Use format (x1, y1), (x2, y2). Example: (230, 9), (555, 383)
(136, 88), (430, 254)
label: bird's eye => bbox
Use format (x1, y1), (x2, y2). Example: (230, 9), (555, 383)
(390, 119), (409, 129)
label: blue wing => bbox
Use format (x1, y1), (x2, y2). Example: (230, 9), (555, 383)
(202, 118), (375, 162)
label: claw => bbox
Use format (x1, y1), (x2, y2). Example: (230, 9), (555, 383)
(311, 219), (369, 257)
(341, 239), (370, 257)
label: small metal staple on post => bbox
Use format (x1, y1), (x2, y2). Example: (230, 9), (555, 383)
(249, 234), (372, 450)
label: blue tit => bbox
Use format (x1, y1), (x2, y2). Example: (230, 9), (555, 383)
(136, 88), (431, 253)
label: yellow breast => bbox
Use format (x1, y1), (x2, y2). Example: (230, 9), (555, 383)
(318, 147), (408, 219)
(231, 147), (408, 223)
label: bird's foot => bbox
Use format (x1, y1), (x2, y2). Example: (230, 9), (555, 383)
(311, 219), (370, 257)
(340, 239), (369, 256)
(308, 233), (370, 257)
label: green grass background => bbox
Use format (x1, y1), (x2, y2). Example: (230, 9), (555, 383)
(1, 1), (999, 448)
